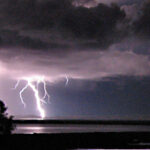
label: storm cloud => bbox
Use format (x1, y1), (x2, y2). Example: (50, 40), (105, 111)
(0, 46), (150, 82)
(0, 0), (127, 50)
(133, 0), (150, 38)
(0, 0), (147, 51)
(0, 0), (150, 81)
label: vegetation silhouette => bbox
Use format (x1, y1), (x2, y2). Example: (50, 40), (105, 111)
(0, 100), (15, 134)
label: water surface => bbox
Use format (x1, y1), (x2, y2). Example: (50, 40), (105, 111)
(13, 124), (150, 134)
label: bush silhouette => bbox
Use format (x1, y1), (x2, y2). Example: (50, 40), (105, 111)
(0, 100), (15, 134)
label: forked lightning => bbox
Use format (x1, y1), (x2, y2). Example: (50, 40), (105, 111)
(14, 76), (50, 119)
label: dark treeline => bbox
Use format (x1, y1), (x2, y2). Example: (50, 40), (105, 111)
(0, 100), (14, 134)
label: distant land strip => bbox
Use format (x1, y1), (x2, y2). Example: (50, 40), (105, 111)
(13, 119), (150, 125)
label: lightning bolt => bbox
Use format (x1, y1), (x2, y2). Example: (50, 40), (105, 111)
(19, 82), (28, 108)
(14, 76), (50, 119)
(65, 75), (69, 86)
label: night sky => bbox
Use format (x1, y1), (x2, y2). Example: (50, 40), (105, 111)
(0, 0), (150, 120)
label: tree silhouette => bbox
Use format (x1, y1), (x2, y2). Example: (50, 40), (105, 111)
(0, 100), (15, 134)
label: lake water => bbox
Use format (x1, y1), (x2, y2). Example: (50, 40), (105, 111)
(13, 124), (150, 134)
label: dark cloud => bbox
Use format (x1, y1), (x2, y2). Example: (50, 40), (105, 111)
(0, 0), (149, 79)
(0, 0), (150, 51)
(73, 0), (143, 7)
(60, 4), (126, 45)
(0, 0), (149, 61)
(3, 0), (72, 28)
(133, 0), (150, 38)
(0, 0), (127, 50)
(0, 29), (72, 50)
(0, 29), (49, 49)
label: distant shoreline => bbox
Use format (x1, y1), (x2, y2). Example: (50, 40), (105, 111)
(13, 119), (150, 125)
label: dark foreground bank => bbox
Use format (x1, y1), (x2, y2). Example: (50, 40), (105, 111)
(1, 132), (150, 149)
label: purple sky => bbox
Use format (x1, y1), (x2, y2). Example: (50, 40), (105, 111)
(0, 0), (150, 119)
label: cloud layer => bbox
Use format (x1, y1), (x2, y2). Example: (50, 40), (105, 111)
(0, 45), (150, 82)
(0, 0), (150, 82)
(0, 0), (127, 50)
